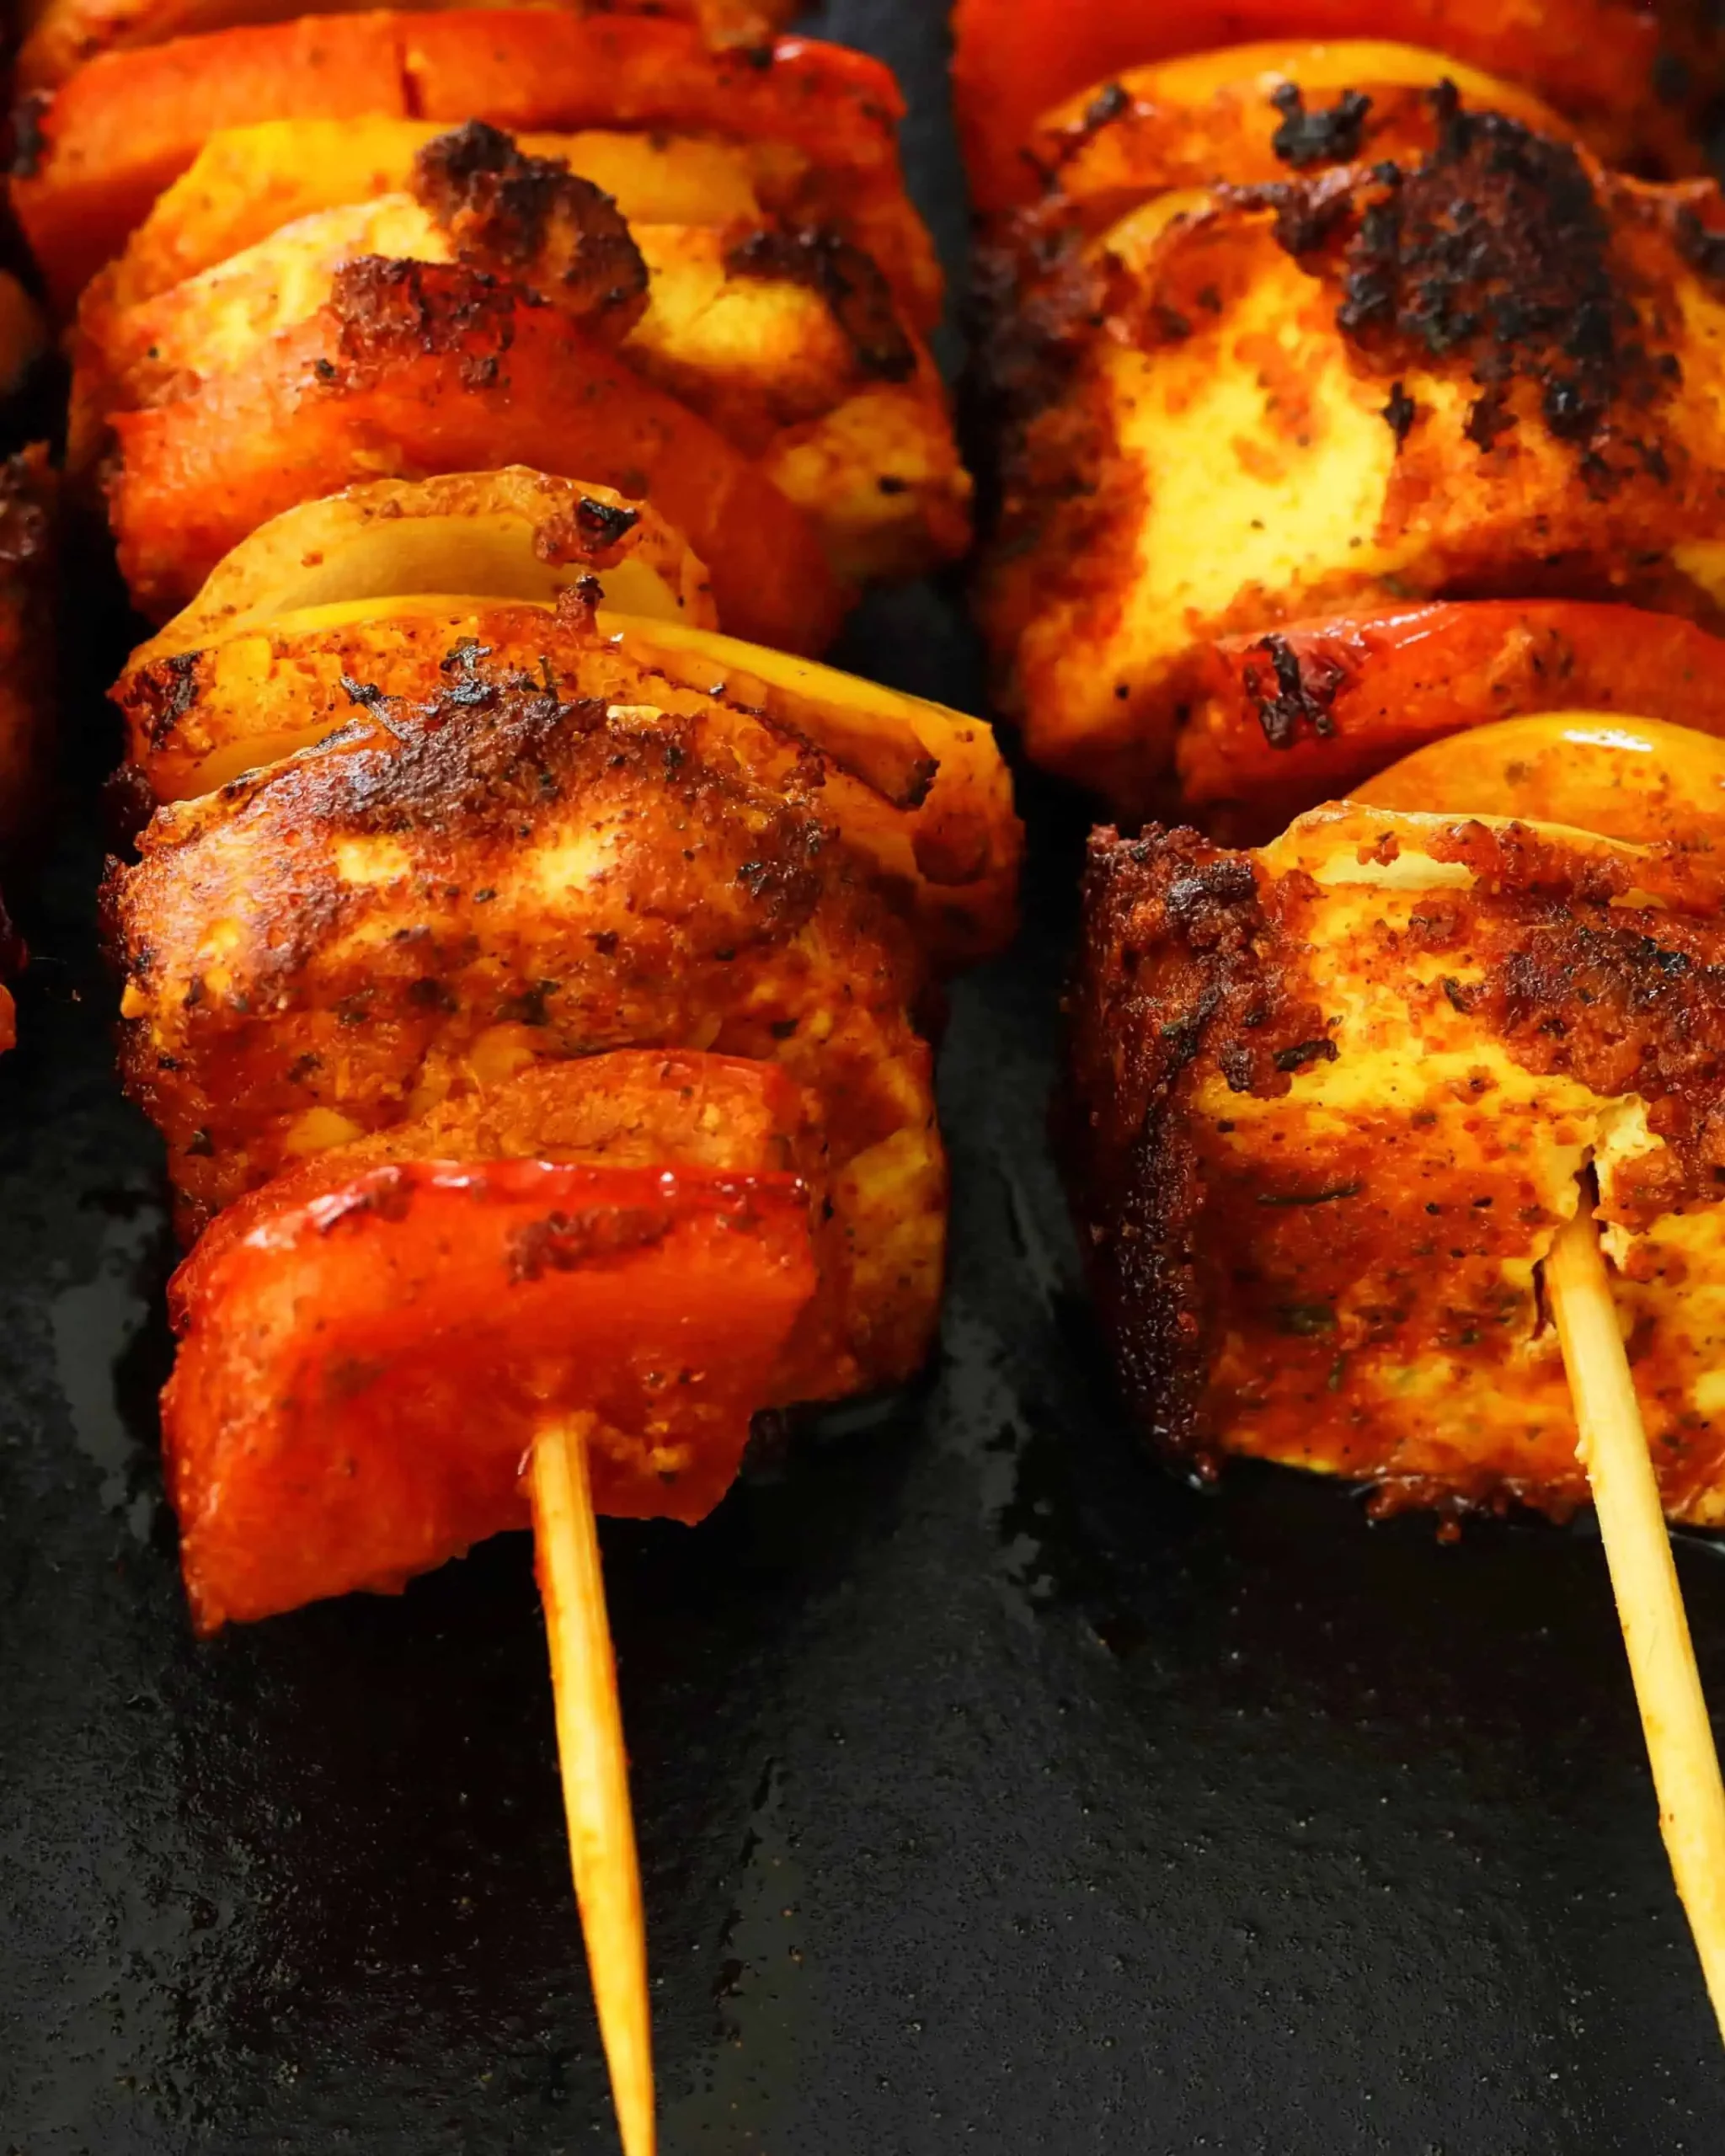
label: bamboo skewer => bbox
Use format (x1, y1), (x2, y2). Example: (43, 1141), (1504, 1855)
(1546, 1195), (1725, 2044)
(529, 1415), (657, 2156)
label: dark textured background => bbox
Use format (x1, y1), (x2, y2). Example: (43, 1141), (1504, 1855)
(4, 4), (1725, 2148)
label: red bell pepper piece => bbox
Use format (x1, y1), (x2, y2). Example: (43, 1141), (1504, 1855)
(1176, 600), (1725, 841)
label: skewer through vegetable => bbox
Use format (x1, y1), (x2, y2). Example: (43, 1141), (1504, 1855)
(107, 467), (1017, 2148)
(966, 23), (1725, 2050)
(3, 8), (1004, 2143)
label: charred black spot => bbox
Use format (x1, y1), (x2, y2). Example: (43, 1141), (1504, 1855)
(126, 650), (205, 748)
(1166, 860), (1257, 921)
(576, 496), (641, 547)
(1270, 84), (1372, 170)
(440, 639), (494, 676)
(413, 120), (649, 331)
(1300, 86), (1676, 478)
(1273, 1037), (1339, 1073)
(1243, 635), (1345, 750)
(725, 227), (916, 382)
(1464, 383), (1514, 450)
(1082, 81), (1132, 134)
(1382, 379), (1417, 445)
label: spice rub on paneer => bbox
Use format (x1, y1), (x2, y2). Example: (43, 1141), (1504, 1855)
(109, 468), (1021, 964)
(976, 85), (1725, 815)
(105, 465), (1020, 1629)
(974, 41), (1575, 329)
(1063, 803), (1725, 1526)
(109, 675), (948, 1397)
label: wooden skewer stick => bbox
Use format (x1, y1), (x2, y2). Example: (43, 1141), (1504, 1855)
(1546, 1196), (1725, 2043)
(529, 1415), (657, 2156)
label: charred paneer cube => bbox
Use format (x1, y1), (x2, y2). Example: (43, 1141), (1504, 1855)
(977, 89), (1725, 814)
(1064, 801), (1725, 1525)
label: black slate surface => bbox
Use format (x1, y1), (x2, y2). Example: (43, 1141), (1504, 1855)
(4, 4), (1725, 2148)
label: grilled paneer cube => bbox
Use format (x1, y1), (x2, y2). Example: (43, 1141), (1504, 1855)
(109, 679), (948, 1397)
(1064, 800), (1725, 1525)
(976, 91), (1725, 814)
(952, 0), (1722, 215)
(111, 470), (1021, 964)
(72, 120), (967, 636)
(72, 125), (968, 592)
(100, 254), (845, 647)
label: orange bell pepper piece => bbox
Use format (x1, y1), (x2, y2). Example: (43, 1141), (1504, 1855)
(13, 9), (908, 311)
(164, 1159), (818, 1631)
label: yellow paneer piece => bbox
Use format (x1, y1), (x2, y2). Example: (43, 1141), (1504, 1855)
(98, 117), (772, 317)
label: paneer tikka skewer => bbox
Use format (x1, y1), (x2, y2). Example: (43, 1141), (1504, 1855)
(104, 467), (1017, 2154)
(1064, 718), (1725, 2030)
(13, 9), (965, 652)
(2, 11), (1015, 2146)
(969, 25), (1725, 2046)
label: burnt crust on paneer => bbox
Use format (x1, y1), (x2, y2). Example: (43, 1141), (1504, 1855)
(724, 224), (916, 382)
(1253, 87), (1684, 492)
(973, 77), (1725, 808)
(107, 672), (930, 1233)
(411, 120), (649, 338)
(324, 254), (526, 382)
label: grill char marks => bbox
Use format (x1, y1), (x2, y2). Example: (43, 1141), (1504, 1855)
(327, 255), (524, 380)
(1242, 634), (1345, 750)
(411, 120), (649, 339)
(1269, 83), (1373, 171)
(1268, 86), (1680, 485)
(724, 225), (917, 382)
